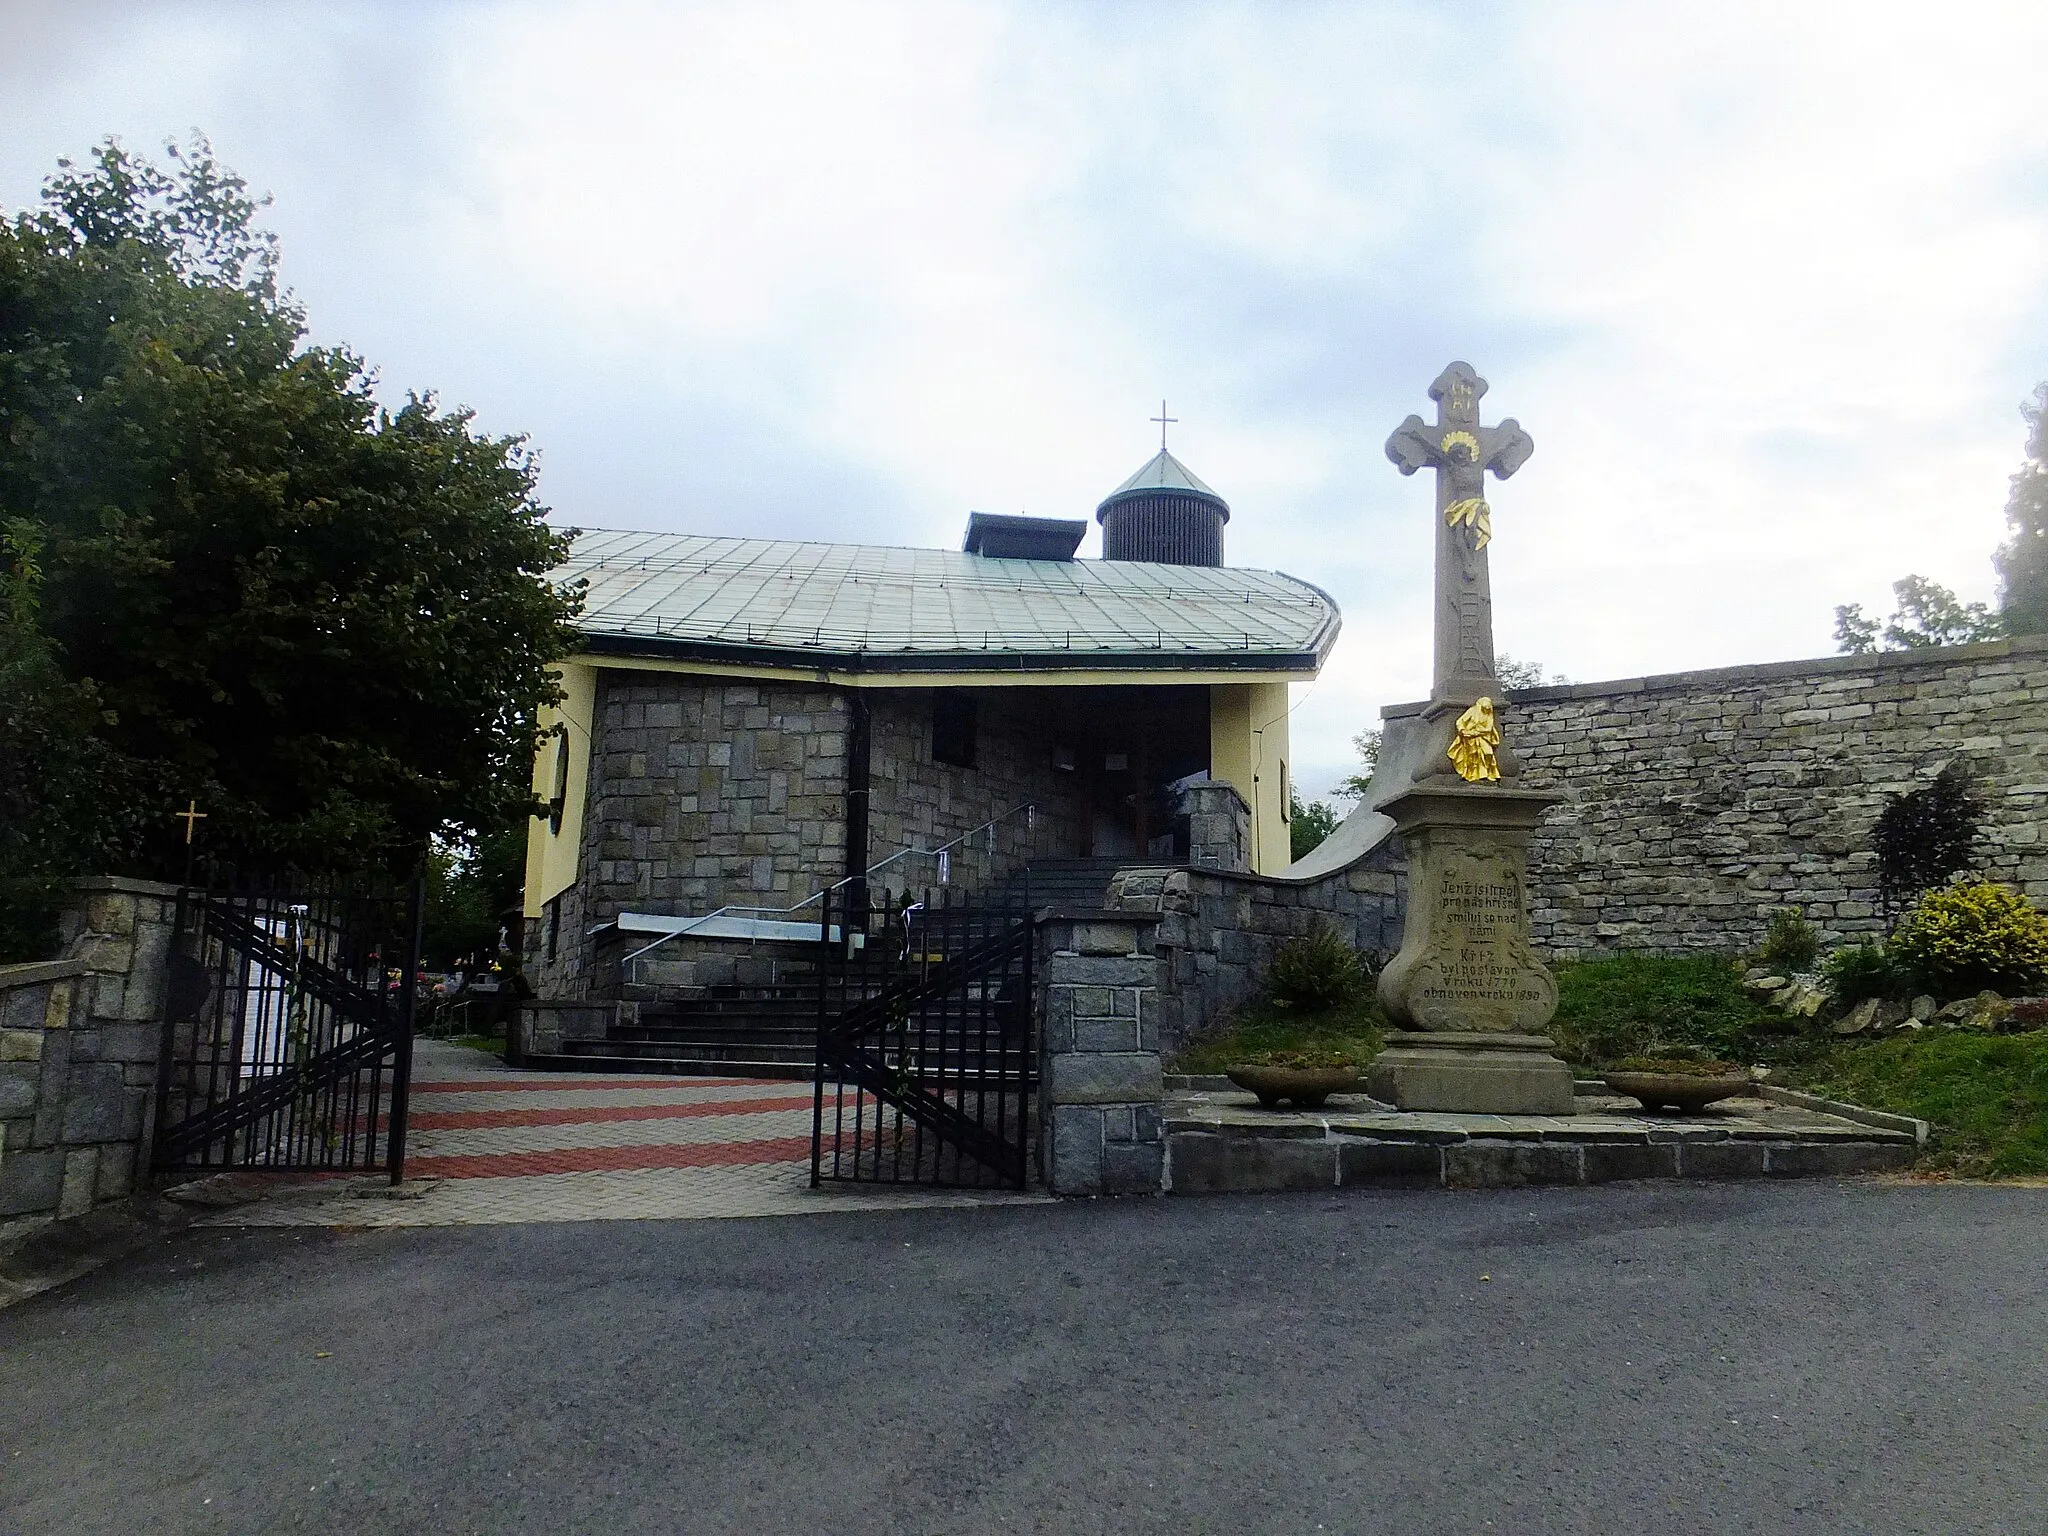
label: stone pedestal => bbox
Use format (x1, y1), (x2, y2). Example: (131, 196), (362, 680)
(1371, 782), (1573, 1115)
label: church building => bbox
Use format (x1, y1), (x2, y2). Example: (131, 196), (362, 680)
(523, 445), (1340, 1005)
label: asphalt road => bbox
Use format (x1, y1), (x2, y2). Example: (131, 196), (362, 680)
(3, 1182), (2045, 1536)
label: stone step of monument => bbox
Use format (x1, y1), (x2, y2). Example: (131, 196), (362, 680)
(1162, 1086), (1921, 1193)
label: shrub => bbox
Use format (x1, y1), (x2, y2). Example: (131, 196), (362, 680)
(1822, 942), (1903, 1007)
(1888, 880), (2048, 999)
(1874, 765), (1983, 919)
(1265, 921), (1368, 1011)
(1757, 910), (1821, 973)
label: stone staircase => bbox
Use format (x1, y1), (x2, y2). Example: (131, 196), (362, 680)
(993, 857), (1133, 910)
(520, 859), (1133, 1079)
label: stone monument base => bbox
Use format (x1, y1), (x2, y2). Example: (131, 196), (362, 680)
(1366, 1031), (1576, 1116)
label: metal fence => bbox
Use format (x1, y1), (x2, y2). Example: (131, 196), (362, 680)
(152, 875), (423, 1181)
(811, 887), (1036, 1189)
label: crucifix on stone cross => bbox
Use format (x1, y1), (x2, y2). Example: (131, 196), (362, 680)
(1385, 362), (1533, 706)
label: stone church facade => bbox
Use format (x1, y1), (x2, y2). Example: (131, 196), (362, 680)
(524, 451), (1340, 1001)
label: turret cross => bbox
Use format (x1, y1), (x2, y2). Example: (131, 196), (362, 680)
(1385, 362), (1533, 703)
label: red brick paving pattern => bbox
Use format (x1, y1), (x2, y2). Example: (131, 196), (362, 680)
(409, 1094), (816, 1132)
(406, 1135), (818, 1180)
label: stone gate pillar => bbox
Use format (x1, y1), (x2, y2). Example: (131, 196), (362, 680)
(1035, 912), (1164, 1195)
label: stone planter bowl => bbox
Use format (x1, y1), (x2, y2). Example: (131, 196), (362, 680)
(1602, 1069), (1750, 1113)
(1226, 1064), (1361, 1109)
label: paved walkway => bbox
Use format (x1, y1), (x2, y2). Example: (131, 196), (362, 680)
(206, 1040), (1046, 1227)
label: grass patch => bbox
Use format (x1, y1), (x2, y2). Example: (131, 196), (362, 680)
(1170, 996), (1384, 1075)
(1548, 953), (1790, 1067)
(1166, 947), (2048, 1180)
(1787, 1030), (2048, 1179)
(446, 1033), (507, 1059)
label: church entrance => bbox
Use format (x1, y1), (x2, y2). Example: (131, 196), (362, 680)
(1056, 686), (1212, 862)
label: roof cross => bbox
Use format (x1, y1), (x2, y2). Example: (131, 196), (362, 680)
(1150, 400), (1177, 452)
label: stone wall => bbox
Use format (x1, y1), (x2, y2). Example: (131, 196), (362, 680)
(1036, 913), (1164, 1195)
(542, 674), (1099, 996)
(865, 689), (1088, 897)
(1181, 781), (1250, 872)
(1107, 845), (1405, 1061)
(0, 879), (181, 1245)
(1490, 634), (2048, 952)
(542, 676), (853, 995)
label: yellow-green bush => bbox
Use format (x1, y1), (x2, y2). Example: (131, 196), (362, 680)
(1888, 880), (2048, 999)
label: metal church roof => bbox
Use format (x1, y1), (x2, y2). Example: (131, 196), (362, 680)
(558, 527), (1338, 675)
(1103, 449), (1229, 511)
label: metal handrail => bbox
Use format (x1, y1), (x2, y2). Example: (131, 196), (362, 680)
(615, 802), (1039, 967)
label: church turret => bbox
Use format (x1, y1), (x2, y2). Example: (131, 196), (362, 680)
(1097, 409), (1230, 566)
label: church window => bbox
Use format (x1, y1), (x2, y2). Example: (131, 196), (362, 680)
(548, 727), (570, 834)
(932, 693), (977, 768)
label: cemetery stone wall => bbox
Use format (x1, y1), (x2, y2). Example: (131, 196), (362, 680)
(1492, 634), (2048, 953)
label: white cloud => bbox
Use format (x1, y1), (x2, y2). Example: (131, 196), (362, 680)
(4, 0), (2046, 799)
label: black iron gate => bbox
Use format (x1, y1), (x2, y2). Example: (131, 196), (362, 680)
(811, 888), (1036, 1189)
(152, 876), (423, 1181)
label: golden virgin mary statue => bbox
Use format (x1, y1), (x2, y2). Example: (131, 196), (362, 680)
(1447, 696), (1502, 783)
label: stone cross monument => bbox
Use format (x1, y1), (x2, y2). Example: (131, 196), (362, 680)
(1368, 362), (1575, 1116)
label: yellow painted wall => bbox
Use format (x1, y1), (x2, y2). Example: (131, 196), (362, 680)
(523, 661), (598, 917)
(1209, 680), (1292, 875)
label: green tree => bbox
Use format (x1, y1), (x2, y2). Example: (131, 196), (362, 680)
(1328, 656), (1563, 806)
(1289, 786), (1341, 861)
(0, 521), (177, 954)
(1996, 381), (2048, 633)
(422, 823), (530, 971)
(1333, 727), (1382, 803)
(1834, 575), (2004, 655)
(0, 137), (582, 895)
(1495, 652), (1567, 690)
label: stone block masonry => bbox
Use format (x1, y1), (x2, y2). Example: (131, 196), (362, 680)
(1036, 913), (1165, 1194)
(0, 880), (182, 1249)
(1107, 851), (1403, 1061)
(546, 679), (854, 996)
(540, 675), (1094, 997)
(1492, 634), (2048, 953)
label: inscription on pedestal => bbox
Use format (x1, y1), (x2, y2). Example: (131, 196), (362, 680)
(1379, 831), (1559, 1034)
(1417, 876), (1550, 1010)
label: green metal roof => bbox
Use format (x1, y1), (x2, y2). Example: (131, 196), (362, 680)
(559, 528), (1338, 674)
(1100, 449), (1230, 515)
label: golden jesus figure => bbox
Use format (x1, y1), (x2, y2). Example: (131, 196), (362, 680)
(1447, 696), (1501, 783)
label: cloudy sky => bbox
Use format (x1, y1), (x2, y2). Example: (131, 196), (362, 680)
(5, 1), (2046, 796)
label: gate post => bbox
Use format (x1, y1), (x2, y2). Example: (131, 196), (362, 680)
(1035, 911), (1164, 1196)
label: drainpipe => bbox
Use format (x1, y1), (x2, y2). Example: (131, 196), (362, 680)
(843, 692), (871, 913)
